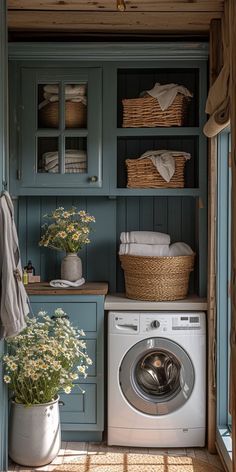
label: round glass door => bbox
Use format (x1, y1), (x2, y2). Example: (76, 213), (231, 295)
(119, 337), (194, 416)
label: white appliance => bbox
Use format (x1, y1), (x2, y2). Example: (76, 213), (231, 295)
(108, 311), (206, 447)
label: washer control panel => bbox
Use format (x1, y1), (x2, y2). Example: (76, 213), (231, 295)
(140, 314), (169, 333)
(172, 315), (201, 330)
(109, 312), (206, 335)
(110, 312), (140, 334)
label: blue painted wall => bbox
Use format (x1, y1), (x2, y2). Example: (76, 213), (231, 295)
(17, 195), (198, 294)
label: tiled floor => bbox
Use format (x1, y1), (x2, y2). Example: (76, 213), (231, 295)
(8, 441), (224, 472)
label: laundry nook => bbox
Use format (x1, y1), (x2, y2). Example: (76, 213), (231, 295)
(0, 1), (235, 472)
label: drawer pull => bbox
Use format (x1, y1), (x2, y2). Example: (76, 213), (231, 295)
(88, 175), (98, 183)
(59, 400), (65, 407)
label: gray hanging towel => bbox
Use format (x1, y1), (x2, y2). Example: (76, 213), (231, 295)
(0, 191), (29, 338)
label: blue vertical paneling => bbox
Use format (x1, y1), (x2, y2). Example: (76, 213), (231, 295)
(154, 197), (168, 233)
(116, 197), (127, 291)
(40, 197), (58, 281)
(17, 195), (197, 294)
(126, 197), (140, 231)
(25, 197), (41, 274)
(139, 197), (154, 230)
(0, 2), (8, 470)
(167, 197), (182, 242)
(86, 198), (117, 291)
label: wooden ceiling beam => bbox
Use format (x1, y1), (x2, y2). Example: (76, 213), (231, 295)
(7, 0), (224, 13)
(8, 10), (222, 33)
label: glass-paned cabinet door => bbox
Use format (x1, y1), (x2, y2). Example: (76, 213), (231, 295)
(20, 68), (102, 190)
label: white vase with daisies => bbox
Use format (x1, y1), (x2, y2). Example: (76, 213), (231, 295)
(39, 206), (95, 282)
(3, 308), (92, 467)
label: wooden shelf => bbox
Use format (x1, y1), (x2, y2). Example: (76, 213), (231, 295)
(116, 127), (201, 137)
(105, 293), (207, 311)
(26, 281), (109, 296)
(111, 188), (200, 197)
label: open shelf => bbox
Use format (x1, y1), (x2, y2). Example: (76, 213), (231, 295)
(117, 67), (199, 128)
(117, 135), (199, 189)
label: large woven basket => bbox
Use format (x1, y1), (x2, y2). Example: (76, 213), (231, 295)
(126, 155), (187, 188)
(120, 254), (195, 301)
(122, 94), (190, 127)
(39, 101), (87, 128)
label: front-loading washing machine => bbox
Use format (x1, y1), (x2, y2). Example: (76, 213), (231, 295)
(108, 311), (206, 447)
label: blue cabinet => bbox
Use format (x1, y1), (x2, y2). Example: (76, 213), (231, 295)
(29, 294), (104, 441)
(10, 64), (103, 195)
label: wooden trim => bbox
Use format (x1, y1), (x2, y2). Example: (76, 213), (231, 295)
(229, 0), (236, 468)
(8, 41), (209, 61)
(207, 18), (222, 454)
(8, 0), (224, 12)
(7, 10), (222, 34)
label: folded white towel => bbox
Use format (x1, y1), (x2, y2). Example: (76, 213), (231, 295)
(120, 231), (170, 245)
(144, 82), (193, 111)
(48, 166), (86, 174)
(44, 84), (86, 96)
(168, 242), (194, 257)
(119, 243), (170, 257)
(43, 150), (86, 167)
(42, 150), (87, 172)
(139, 150), (191, 183)
(38, 84), (87, 110)
(49, 278), (85, 288)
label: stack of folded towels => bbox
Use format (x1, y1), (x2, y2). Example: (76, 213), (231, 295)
(38, 84), (87, 110)
(119, 231), (193, 257)
(41, 149), (87, 174)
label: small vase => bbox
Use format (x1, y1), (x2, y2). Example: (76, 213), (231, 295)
(61, 252), (82, 281)
(9, 396), (61, 466)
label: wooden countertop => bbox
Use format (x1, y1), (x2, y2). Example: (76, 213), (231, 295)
(26, 282), (109, 296)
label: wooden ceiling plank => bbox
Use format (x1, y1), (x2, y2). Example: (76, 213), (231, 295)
(8, 10), (222, 33)
(7, 0), (224, 12)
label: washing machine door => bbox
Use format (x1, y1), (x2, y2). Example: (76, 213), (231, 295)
(119, 337), (194, 415)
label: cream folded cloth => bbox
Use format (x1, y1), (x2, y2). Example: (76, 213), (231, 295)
(142, 82), (193, 111)
(119, 243), (169, 257)
(48, 165), (87, 174)
(39, 84), (87, 109)
(42, 150), (87, 173)
(139, 150), (191, 183)
(43, 149), (86, 164)
(203, 96), (230, 138)
(49, 278), (85, 288)
(168, 242), (194, 257)
(44, 84), (86, 96)
(120, 231), (170, 245)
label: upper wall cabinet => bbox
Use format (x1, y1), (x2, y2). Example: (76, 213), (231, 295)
(9, 43), (208, 197)
(10, 66), (103, 195)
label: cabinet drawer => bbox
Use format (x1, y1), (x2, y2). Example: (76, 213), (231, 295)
(60, 384), (96, 425)
(30, 301), (97, 333)
(85, 339), (96, 377)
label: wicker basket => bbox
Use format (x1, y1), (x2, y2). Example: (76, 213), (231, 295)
(126, 155), (187, 188)
(120, 254), (195, 301)
(39, 101), (87, 128)
(122, 94), (190, 128)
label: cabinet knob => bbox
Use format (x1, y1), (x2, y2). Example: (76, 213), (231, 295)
(88, 176), (98, 183)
